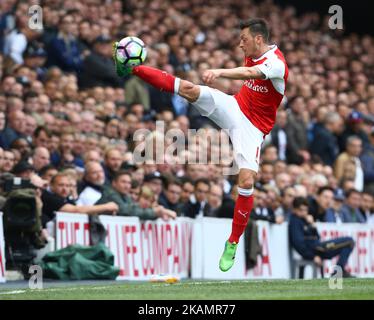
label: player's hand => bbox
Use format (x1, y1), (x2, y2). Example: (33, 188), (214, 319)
(202, 69), (221, 85)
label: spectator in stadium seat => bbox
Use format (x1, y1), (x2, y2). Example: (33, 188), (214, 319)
(78, 35), (123, 89)
(339, 189), (366, 223)
(0, 110), (27, 149)
(97, 170), (175, 220)
(143, 171), (165, 202)
(205, 183), (224, 218)
(339, 111), (370, 151)
(180, 177), (194, 204)
(41, 172), (119, 228)
(308, 186), (334, 222)
(310, 112), (344, 166)
(274, 186), (295, 222)
(269, 109), (294, 162)
(31, 147), (50, 173)
(76, 161), (106, 206)
(182, 178), (210, 219)
(102, 147), (123, 183)
(47, 15), (85, 73)
(334, 136), (364, 192)
(289, 197), (355, 278)
(158, 177), (184, 215)
(360, 128), (374, 194)
(2, 150), (16, 172)
(251, 186), (278, 223)
(32, 126), (51, 149)
(257, 161), (275, 187)
(285, 97), (310, 164)
(325, 189), (345, 223)
(360, 192), (374, 224)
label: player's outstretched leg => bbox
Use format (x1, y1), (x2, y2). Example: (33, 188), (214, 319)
(219, 169), (255, 272)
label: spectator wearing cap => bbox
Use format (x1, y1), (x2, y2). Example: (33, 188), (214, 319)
(78, 35), (123, 88)
(310, 112), (344, 166)
(143, 171), (165, 202)
(360, 128), (374, 194)
(12, 160), (34, 179)
(360, 192), (374, 224)
(325, 189), (345, 223)
(339, 189), (366, 223)
(334, 136), (364, 192)
(339, 111), (370, 151)
(23, 44), (47, 81)
(47, 15), (85, 73)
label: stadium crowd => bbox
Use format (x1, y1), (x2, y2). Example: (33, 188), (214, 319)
(0, 0), (373, 250)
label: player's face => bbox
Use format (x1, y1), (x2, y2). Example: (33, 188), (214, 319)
(239, 28), (260, 58)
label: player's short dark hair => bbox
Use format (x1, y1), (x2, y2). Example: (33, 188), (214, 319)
(239, 18), (269, 42)
(293, 196), (309, 209)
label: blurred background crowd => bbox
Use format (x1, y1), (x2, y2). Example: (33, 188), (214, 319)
(0, 0), (373, 255)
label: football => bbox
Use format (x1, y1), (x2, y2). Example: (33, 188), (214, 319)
(116, 36), (147, 67)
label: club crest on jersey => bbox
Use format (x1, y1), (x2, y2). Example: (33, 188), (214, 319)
(244, 79), (268, 93)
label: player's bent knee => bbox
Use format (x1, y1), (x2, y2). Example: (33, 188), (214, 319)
(179, 80), (200, 102)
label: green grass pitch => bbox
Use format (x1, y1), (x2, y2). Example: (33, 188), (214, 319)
(1, 279), (374, 300)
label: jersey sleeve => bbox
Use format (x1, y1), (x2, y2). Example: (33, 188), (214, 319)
(256, 57), (285, 80)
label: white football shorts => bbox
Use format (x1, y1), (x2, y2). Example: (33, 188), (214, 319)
(192, 85), (266, 172)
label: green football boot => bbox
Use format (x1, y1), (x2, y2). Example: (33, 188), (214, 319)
(112, 41), (133, 77)
(219, 240), (238, 272)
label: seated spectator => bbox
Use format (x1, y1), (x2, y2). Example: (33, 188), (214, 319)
(334, 136), (364, 192)
(310, 112), (343, 166)
(51, 132), (84, 169)
(47, 15), (85, 73)
(182, 178), (210, 219)
(274, 186), (295, 222)
(158, 177), (184, 215)
(41, 172), (119, 228)
(360, 192), (374, 223)
(308, 186), (334, 222)
(76, 161), (106, 205)
(143, 171), (165, 202)
(2, 150), (16, 172)
(32, 146), (51, 173)
(0, 110), (27, 149)
(38, 164), (58, 185)
(205, 183), (224, 218)
(103, 147), (123, 183)
(251, 187), (278, 223)
(97, 170), (175, 220)
(130, 179), (141, 202)
(289, 197), (355, 278)
(138, 186), (155, 209)
(340, 189), (366, 223)
(78, 35), (123, 88)
(180, 177), (194, 204)
(325, 189), (345, 223)
(360, 128), (374, 194)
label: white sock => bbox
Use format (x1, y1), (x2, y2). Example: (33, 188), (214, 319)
(174, 77), (181, 94)
(237, 187), (254, 197)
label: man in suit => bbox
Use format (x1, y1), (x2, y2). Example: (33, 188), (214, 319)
(289, 197), (355, 278)
(339, 189), (366, 223)
(182, 178), (210, 219)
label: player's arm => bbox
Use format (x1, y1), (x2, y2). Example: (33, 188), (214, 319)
(202, 66), (264, 84)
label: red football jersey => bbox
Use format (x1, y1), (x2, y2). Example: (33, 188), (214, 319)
(234, 45), (288, 135)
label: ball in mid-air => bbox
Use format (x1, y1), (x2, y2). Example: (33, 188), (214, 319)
(116, 36), (147, 67)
